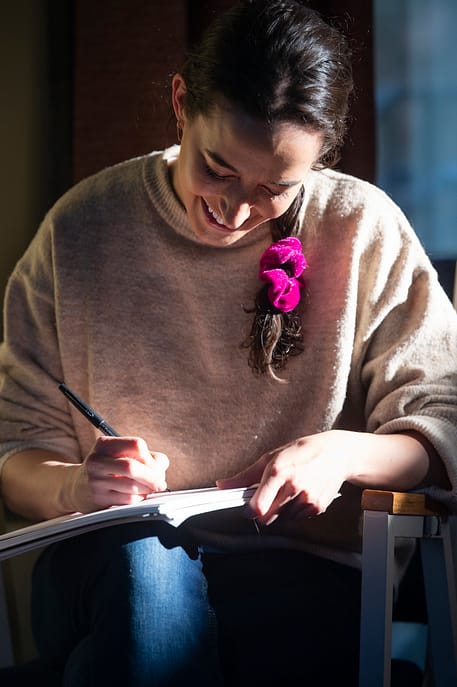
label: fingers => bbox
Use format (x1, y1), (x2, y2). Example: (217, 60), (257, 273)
(216, 457), (267, 490)
(248, 479), (326, 525)
(279, 496), (321, 520)
(90, 456), (167, 492)
(242, 439), (345, 525)
(247, 474), (299, 524)
(245, 449), (297, 520)
(86, 436), (169, 496)
(149, 451), (170, 471)
(93, 436), (166, 464)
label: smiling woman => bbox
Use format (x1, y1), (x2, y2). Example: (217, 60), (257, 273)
(0, 1), (456, 686)
(169, 75), (325, 376)
(169, 97), (323, 374)
(169, 90), (322, 246)
(169, 0), (348, 379)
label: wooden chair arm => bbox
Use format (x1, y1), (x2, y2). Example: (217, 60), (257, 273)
(361, 489), (447, 516)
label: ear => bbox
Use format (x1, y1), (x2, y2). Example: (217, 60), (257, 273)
(171, 74), (188, 124)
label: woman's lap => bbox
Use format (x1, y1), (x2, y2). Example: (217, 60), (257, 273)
(32, 522), (221, 687)
(203, 548), (361, 686)
(31, 523), (361, 686)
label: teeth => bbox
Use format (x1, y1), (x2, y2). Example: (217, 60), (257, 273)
(206, 202), (225, 225)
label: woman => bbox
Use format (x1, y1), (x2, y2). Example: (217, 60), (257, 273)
(0, 1), (456, 685)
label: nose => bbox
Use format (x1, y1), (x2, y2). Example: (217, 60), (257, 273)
(220, 190), (253, 229)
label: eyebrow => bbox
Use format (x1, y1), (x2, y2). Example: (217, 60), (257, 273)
(205, 149), (300, 188)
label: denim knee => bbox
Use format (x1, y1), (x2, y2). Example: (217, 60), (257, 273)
(32, 523), (222, 687)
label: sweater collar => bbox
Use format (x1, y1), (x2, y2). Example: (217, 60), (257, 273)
(143, 145), (272, 249)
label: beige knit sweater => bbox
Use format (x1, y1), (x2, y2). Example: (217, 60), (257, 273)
(1, 146), (457, 561)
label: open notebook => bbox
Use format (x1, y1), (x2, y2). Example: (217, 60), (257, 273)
(0, 486), (256, 561)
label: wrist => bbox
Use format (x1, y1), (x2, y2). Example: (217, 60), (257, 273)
(54, 462), (82, 515)
(345, 431), (432, 491)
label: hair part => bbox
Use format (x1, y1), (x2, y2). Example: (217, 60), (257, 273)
(182, 0), (353, 168)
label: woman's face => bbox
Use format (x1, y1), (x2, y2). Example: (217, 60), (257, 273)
(170, 74), (323, 247)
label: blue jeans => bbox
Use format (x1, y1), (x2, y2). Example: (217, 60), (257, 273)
(32, 522), (361, 686)
(32, 522), (222, 687)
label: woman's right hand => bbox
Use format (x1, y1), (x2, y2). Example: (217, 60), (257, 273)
(69, 436), (169, 513)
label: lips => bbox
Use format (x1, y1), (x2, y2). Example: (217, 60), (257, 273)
(202, 198), (230, 230)
(206, 201), (224, 224)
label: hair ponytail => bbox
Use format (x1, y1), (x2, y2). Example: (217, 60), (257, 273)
(243, 187), (306, 380)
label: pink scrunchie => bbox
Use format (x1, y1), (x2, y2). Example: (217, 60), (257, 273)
(259, 237), (307, 312)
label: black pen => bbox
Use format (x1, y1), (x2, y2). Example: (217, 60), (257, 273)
(59, 383), (171, 492)
(58, 383), (120, 437)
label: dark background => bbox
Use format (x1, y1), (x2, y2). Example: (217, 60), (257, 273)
(71, 0), (374, 184)
(0, 0), (375, 336)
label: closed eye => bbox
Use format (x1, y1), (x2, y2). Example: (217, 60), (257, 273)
(263, 186), (292, 199)
(204, 164), (230, 181)
(204, 158), (295, 199)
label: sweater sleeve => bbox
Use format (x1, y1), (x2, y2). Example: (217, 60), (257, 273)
(355, 201), (457, 510)
(0, 217), (82, 482)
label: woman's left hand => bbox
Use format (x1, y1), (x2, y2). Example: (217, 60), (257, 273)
(217, 430), (349, 524)
(217, 428), (438, 525)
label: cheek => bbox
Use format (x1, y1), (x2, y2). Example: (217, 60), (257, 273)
(268, 195), (299, 219)
(186, 164), (216, 197)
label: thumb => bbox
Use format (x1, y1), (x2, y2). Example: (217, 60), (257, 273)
(150, 451), (170, 471)
(217, 461), (264, 489)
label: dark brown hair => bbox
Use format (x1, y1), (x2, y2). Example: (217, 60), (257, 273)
(181, 0), (353, 378)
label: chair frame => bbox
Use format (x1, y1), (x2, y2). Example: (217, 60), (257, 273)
(359, 489), (457, 686)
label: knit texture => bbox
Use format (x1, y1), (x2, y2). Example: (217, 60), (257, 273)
(1, 146), (457, 559)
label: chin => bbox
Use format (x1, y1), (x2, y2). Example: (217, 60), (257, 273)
(197, 228), (243, 247)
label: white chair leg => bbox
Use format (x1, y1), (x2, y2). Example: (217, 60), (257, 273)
(420, 519), (457, 686)
(360, 511), (395, 687)
(359, 512), (427, 687)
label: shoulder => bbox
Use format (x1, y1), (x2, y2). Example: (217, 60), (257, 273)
(303, 168), (426, 260)
(50, 150), (166, 224)
(30, 150), (170, 255)
(305, 167), (406, 223)
(300, 168), (439, 308)
(14, 151), (168, 280)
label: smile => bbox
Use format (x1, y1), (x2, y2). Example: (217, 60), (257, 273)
(203, 200), (225, 227)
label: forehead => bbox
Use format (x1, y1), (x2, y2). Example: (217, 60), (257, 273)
(194, 101), (323, 181)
